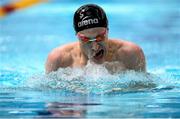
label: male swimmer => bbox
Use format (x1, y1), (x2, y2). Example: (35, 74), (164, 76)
(45, 4), (146, 74)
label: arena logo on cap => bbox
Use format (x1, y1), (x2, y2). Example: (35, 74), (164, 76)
(78, 18), (99, 27)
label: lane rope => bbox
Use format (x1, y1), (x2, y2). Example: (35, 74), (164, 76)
(0, 0), (47, 17)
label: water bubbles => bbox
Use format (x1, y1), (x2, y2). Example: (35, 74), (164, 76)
(26, 63), (158, 94)
(2, 63), (179, 95)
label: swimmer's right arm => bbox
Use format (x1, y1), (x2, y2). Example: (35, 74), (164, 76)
(45, 47), (73, 74)
(45, 51), (60, 74)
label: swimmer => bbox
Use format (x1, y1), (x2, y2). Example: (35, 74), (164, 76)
(45, 4), (146, 74)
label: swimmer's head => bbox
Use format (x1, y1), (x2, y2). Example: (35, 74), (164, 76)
(73, 4), (108, 33)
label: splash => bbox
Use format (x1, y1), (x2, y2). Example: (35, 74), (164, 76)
(149, 66), (180, 91)
(1, 63), (180, 94)
(26, 62), (158, 94)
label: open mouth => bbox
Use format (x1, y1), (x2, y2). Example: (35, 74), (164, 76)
(93, 49), (104, 60)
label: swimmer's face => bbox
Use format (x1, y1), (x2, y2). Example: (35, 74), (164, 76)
(77, 27), (108, 64)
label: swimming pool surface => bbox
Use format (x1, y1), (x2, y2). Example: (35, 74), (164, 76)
(0, 0), (180, 118)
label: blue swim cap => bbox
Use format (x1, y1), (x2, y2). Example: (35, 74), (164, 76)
(73, 4), (108, 33)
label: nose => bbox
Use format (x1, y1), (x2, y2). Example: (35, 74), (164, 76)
(91, 41), (100, 51)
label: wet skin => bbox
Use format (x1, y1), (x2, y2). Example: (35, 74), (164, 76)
(45, 27), (146, 74)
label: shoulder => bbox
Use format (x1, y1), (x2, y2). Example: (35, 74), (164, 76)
(109, 39), (140, 50)
(121, 40), (143, 55)
(45, 42), (79, 73)
(110, 39), (146, 72)
(108, 39), (144, 56)
(109, 39), (143, 56)
(47, 42), (76, 62)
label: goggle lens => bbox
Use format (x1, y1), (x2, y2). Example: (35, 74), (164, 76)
(77, 30), (106, 43)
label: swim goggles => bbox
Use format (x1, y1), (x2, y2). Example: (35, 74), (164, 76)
(77, 29), (107, 43)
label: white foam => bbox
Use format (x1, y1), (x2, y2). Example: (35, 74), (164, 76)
(25, 63), (159, 94)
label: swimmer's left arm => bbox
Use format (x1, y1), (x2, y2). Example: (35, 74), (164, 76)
(118, 44), (146, 72)
(128, 46), (146, 72)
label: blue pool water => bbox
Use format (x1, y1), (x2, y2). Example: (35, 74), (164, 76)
(0, 0), (180, 118)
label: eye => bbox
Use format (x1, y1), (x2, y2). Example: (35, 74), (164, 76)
(96, 35), (105, 42)
(78, 33), (90, 42)
(82, 36), (90, 42)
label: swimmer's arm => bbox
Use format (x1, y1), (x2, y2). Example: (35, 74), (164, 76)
(45, 51), (61, 74)
(119, 45), (146, 72)
(127, 46), (146, 72)
(45, 48), (73, 74)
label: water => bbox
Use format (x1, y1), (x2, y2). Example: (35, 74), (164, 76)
(0, 0), (180, 118)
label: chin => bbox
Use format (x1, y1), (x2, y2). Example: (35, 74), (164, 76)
(93, 59), (104, 64)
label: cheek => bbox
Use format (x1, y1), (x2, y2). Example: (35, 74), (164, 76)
(81, 43), (91, 54)
(99, 42), (107, 49)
